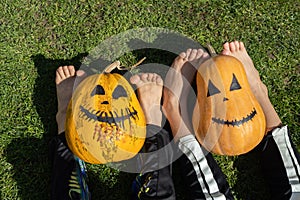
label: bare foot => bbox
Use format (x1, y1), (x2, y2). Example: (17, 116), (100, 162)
(56, 65), (86, 134)
(182, 48), (210, 88)
(130, 73), (163, 126)
(163, 49), (209, 140)
(221, 41), (281, 131)
(163, 49), (209, 108)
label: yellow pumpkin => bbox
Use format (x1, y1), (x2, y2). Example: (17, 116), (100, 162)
(192, 55), (266, 155)
(65, 66), (146, 164)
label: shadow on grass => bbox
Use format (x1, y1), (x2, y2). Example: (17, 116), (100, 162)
(5, 137), (51, 199)
(4, 53), (94, 199)
(86, 168), (136, 199)
(125, 32), (205, 79)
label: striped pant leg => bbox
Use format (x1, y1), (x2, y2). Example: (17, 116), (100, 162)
(177, 135), (234, 200)
(260, 126), (300, 200)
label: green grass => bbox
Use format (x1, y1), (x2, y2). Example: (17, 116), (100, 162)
(0, 0), (299, 199)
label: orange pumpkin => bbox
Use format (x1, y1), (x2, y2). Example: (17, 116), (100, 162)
(192, 55), (266, 155)
(65, 62), (146, 164)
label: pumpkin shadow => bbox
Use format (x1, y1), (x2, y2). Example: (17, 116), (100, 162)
(232, 148), (270, 200)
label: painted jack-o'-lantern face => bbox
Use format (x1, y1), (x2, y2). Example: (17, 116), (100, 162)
(65, 73), (146, 164)
(192, 55), (266, 155)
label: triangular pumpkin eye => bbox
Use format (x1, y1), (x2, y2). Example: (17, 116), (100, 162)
(207, 80), (221, 97)
(112, 85), (128, 99)
(91, 85), (105, 96)
(230, 74), (242, 91)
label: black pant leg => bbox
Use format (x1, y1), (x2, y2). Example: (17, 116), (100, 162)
(133, 124), (176, 200)
(177, 135), (234, 200)
(259, 126), (300, 200)
(49, 133), (90, 200)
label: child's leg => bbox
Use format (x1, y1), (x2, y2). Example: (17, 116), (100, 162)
(132, 125), (176, 200)
(52, 66), (90, 200)
(50, 133), (90, 200)
(259, 126), (300, 200)
(221, 41), (281, 132)
(221, 42), (300, 199)
(177, 135), (234, 200)
(130, 73), (176, 199)
(163, 49), (233, 199)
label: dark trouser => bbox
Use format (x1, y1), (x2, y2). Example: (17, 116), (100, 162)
(176, 126), (300, 200)
(132, 124), (176, 200)
(50, 126), (300, 200)
(177, 135), (234, 200)
(49, 133), (90, 200)
(259, 126), (300, 200)
(50, 125), (176, 200)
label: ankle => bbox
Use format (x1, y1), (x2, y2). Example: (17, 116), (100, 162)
(163, 102), (180, 118)
(56, 112), (66, 133)
(143, 104), (162, 126)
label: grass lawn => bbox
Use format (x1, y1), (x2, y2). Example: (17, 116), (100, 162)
(0, 0), (299, 199)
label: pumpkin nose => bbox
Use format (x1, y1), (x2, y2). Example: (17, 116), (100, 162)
(101, 101), (109, 104)
(223, 97), (229, 102)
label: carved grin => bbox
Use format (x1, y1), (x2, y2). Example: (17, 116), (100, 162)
(212, 108), (257, 127)
(80, 105), (138, 127)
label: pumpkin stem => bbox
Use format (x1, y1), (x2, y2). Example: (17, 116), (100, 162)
(103, 61), (121, 73)
(206, 43), (217, 56)
(103, 57), (146, 74)
(130, 57), (146, 70)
